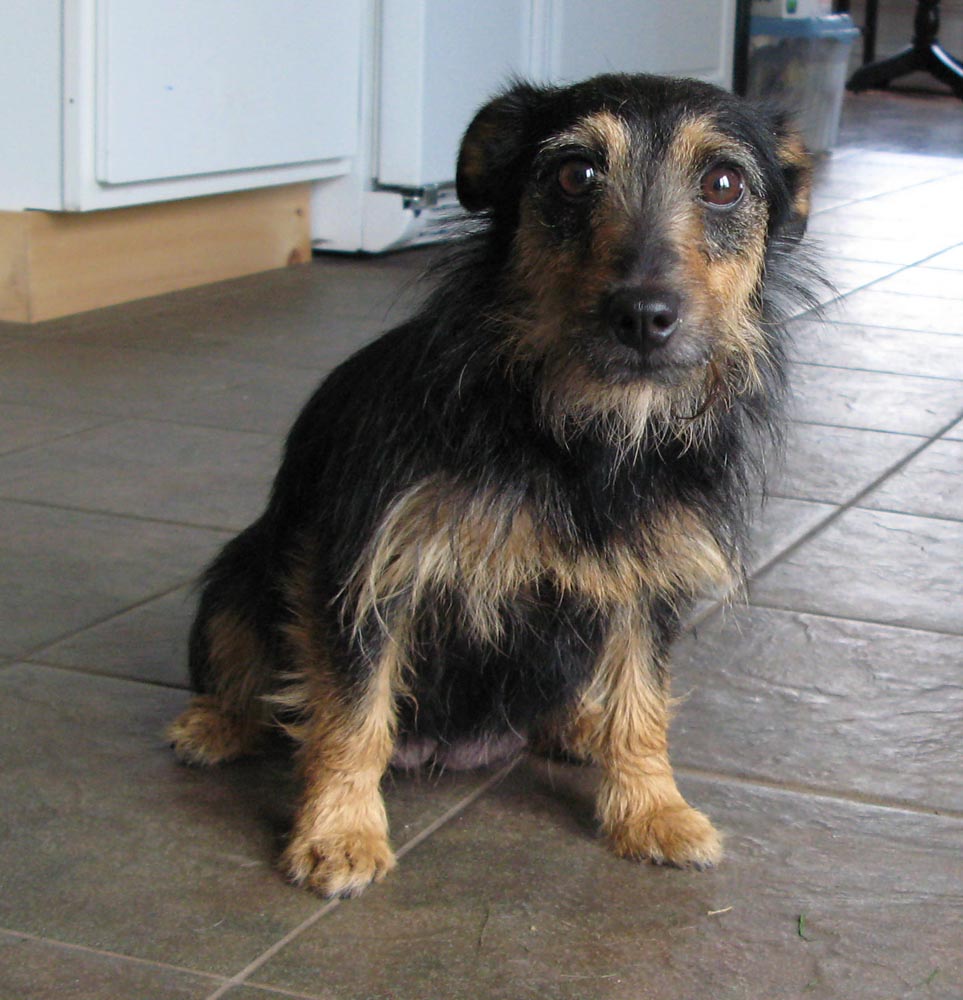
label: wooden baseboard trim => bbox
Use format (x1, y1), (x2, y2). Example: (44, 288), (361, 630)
(0, 183), (311, 324)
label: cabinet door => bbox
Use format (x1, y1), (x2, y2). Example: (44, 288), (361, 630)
(545, 0), (735, 89)
(96, 0), (361, 184)
(377, 0), (533, 189)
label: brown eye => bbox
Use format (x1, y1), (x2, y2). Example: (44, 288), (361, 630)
(700, 164), (745, 207)
(557, 158), (597, 198)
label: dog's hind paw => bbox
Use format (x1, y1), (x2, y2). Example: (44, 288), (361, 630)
(168, 696), (260, 766)
(608, 803), (723, 870)
(280, 827), (396, 898)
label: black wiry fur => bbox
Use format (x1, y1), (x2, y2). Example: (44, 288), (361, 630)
(171, 74), (821, 896)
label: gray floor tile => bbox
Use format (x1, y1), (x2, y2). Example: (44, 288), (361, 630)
(790, 364), (963, 435)
(858, 439), (963, 520)
(0, 500), (229, 657)
(810, 193), (853, 214)
(774, 423), (925, 504)
(837, 91), (963, 159)
(0, 664), (505, 976)
(5, 254), (427, 340)
(816, 258), (900, 300)
(0, 933), (222, 1000)
(808, 210), (960, 243)
(0, 338), (267, 420)
(33, 262), (421, 372)
(944, 418), (963, 441)
(748, 496), (837, 572)
(33, 585), (196, 687)
(750, 508), (963, 634)
(0, 329), (27, 348)
(790, 320), (963, 380)
(0, 420), (280, 531)
(158, 365), (325, 437)
(812, 157), (955, 203)
(673, 606), (963, 812)
(0, 402), (108, 457)
(863, 177), (963, 215)
(869, 266), (963, 300)
(924, 244), (963, 270)
(246, 759), (963, 1000)
(835, 289), (963, 336)
(810, 233), (951, 266)
(223, 988), (326, 1000)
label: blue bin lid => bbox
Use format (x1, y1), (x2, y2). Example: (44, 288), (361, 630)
(750, 13), (860, 39)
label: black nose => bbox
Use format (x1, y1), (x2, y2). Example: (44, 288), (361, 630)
(606, 287), (681, 352)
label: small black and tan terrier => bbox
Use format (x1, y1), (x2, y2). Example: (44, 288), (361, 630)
(170, 73), (817, 898)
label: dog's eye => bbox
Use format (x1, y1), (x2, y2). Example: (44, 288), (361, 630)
(556, 158), (597, 198)
(700, 165), (745, 208)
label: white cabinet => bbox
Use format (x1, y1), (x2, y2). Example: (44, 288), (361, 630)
(1, 0), (364, 212)
(313, 0), (737, 252)
(2, 1), (736, 239)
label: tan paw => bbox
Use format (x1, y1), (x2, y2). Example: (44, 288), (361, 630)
(280, 827), (396, 898)
(608, 803), (723, 870)
(168, 696), (259, 766)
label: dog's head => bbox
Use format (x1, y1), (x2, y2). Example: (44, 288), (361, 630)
(456, 74), (812, 443)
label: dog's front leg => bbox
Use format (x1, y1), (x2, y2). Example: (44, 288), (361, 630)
(578, 605), (722, 869)
(279, 647), (398, 898)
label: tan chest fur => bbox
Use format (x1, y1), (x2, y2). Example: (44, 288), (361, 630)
(347, 475), (734, 646)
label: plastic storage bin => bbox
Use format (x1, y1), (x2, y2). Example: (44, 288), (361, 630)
(747, 14), (860, 154)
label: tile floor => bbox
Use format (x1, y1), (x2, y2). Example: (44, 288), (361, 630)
(1, 91), (961, 1000)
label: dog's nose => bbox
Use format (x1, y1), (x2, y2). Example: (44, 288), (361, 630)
(606, 287), (680, 352)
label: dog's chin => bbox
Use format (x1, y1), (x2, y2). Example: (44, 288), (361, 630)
(581, 335), (710, 389)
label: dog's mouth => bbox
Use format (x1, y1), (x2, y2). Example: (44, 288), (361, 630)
(578, 317), (713, 387)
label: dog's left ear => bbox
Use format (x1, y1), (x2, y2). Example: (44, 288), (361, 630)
(456, 81), (545, 213)
(771, 114), (813, 241)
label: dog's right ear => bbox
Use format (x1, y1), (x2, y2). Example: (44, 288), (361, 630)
(456, 81), (546, 213)
(770, 113), (813, 242)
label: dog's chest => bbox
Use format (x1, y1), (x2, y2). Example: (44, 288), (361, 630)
(349, 475), (734, 644)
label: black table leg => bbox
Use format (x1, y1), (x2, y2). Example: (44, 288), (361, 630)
(847, 0), (963, 99)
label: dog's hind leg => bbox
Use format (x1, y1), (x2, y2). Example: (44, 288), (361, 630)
(169, 524), (279, 765)
(574, 604), (722, 869)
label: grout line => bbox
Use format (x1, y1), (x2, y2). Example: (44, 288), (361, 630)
(768, 491), (963, 524)
(0, 416), (120, 461)
(788, 419), (928, 440)
(0, 412), (283, 458)
(18, 579), (198, 667)
(18, 658), (191, 691)
(792, 359), (963, 383)
(846, 501), (963, 526)
(0, 926), (230, 986)
(0, 494), (242, 535)
(673, 765), (963, 821)
(745, 598), (963, 640)
(221, 983), (342, 1000)
(786, 416), (955, 437)
(687, 597), (963, 641)
(812, 167), (963, 210)
(203, 758), (520, 1000)
(747, 410), (963, 577)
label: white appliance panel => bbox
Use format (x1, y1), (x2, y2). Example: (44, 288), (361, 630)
(377, 0), (532, 188)
(96, 0), (362, 185)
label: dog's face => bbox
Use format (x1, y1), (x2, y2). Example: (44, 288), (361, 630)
(457, 75), (811, 439)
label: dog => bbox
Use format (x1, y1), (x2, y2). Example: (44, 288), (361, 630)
(169, 73), (818, 898)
